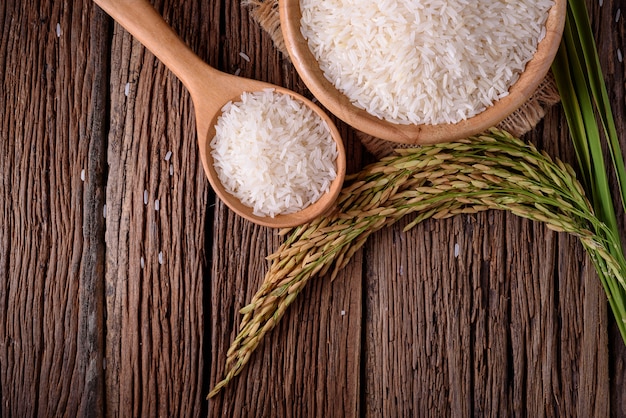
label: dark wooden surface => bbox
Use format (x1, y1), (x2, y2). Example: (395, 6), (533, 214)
(1, 0), (625, 416)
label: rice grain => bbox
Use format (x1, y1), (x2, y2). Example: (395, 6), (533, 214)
(300, 0), (554, 125)
(210, 89), (337, 217)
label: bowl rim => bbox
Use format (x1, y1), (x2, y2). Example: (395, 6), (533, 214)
(280, 0), (567, 145)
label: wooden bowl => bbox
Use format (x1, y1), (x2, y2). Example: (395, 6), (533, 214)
(280, 0), (566, 145)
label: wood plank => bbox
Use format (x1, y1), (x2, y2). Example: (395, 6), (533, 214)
(76, 5), (110, 416)
(207, 1), (365, 415)
(209, 205), (363, 416)
(589, 0), (626, 415)
(0, 0), (108, 415)
(102, 0), (213, 416)
(358, 0), (625, 415)
(363, 211), (609, 416)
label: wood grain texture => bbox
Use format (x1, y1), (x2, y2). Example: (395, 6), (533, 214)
(363, 211), (609, 417)
(209, 204), (363, 417)
(103, 0), (211, 416)
(0, 0), (625, 416)
(589, 2), (626, 415)
(0, 0), (108, 416)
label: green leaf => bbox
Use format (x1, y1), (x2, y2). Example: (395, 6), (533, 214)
(568, 0), (626, 212)
(551, 0), (626, 342)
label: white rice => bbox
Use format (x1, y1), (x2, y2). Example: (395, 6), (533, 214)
(210, 88), (338, 218)
(300, 0), (554, 125)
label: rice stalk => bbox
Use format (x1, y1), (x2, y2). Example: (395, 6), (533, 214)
(208, 128), (626, 398)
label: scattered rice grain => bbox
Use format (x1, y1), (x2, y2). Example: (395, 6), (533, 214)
(616, 8), (621, 22)
(158, 251), (163, 265)
(165, 151), (172, 161)
(618, 49), (623, 63)
(144, 189), (148, 205)
(239, 52), (250, 62)
(56, 23), (61, 38)
(81, 169), (85, 182)
(140, 257), (145, 269)
(155, 199), (160, 211)
(454, 243), (460, 258)
(103, 204), (107, 219)
(124, 82), (130, 97)
(234, 68), (242, 76)
(169, 164), (173, 176)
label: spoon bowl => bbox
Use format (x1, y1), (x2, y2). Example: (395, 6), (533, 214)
(95, 0), (346, 228)
(280, 0), (566, 145)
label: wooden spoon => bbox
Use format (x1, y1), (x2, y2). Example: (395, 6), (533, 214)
(94, 0), (346, 228)
(280, 0), (566, 145)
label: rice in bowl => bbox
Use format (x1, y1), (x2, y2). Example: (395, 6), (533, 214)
(299, 0), (554, 125)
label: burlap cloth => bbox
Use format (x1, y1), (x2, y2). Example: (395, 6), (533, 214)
(244, 0), (561, 159)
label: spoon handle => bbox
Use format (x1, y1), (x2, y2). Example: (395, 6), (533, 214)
(94, 0), (215, 91)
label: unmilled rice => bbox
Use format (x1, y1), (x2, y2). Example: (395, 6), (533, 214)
(300, 0), (554, 125)
(210, 88), (338, 218)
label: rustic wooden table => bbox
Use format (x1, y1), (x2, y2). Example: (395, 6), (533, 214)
(1, 0), (625, 416)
